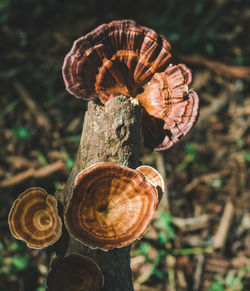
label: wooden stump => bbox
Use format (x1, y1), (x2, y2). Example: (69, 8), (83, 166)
(55, 96), (142, 291)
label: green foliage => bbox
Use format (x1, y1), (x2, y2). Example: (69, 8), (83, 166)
(0, 0), (10, 24)
(9, 239), (26, 252)
(139, 242), (164, 279)
(0, 100), (19, 118)
(11, 255), (29, 270)
(209, 278), (225, 291)
(178, 143), (201, 170)
(209, 267), (250, 291)
(238, 151), (250, 162)
(0, 238), (28, 275)
(154, 210), (176, 243)
(62, 148), (74, 170)
(11, 126), (31, 139)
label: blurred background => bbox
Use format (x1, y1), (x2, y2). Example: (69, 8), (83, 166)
(0, 0), (249, 290)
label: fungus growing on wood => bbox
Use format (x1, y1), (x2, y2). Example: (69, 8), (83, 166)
(62, 19), (199, 151)
(8, 187), (62, 249)
(64, 162), (158, 250)
(46, 254), (104, 291)
(136, 165), (164, 202)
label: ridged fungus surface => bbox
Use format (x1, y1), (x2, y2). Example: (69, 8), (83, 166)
(46, 254), (104, 291)
(64, 162), (158, 250)
(136, 165), (164, 202)
(8, 187), (62, 249)
(63, 19), (199, 151)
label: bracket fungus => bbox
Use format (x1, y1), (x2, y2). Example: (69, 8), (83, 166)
(64, 162), (158, 250)
(63, 19), (199, 151)
(136, 165), (164, 202)
(46, 254), (104, 291)
(8, 187), (62, 249)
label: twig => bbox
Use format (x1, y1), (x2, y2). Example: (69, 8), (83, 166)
(34, 160), (65, 178)
(156, 152), (170, 213)
(193, 254), (205, 291)
(173, 247), (212, 256)
(197, 93), (229, 126)
(13, 81), (51, 130)
(0, 100), (20, 118)
(172, 215), (211, 232)
(0, 160), (65, 188)
(205, 255), (231, 273)
(176, 270), (187, 289)
(180, 55), (250, 80)
(184, 170), (230, 193)
(166, 255), (177, 291)
(213, 200), (234, 249)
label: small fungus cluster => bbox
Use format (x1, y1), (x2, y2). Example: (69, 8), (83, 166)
(8, 19), (199, 290)
(8, 163), (164, 290)
(63, 19), (199, 151)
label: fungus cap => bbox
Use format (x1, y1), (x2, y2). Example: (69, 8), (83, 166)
(136, 165), (164, 202)
(63, 19), (171, 102)
(46, 254), (104, 291)
(64, 162), (158, 250)
(62, 20), (199, 151)
(8, 187), (62, 249)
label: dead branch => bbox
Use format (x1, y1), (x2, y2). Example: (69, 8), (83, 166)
(0, 160), (65, 188)
(213, 200), (235, 249)
(13, 81), (51, 130)
(180, 55), (250, 80)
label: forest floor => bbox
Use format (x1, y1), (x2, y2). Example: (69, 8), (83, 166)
(0, 0), (249, 290)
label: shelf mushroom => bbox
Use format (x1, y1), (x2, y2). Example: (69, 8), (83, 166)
(64, 162), (158, 250)
(62, 19), (199, 151)
(8, 187), (62, 249)
(46, 254), (104, 291)
(136, 165), (164, 202)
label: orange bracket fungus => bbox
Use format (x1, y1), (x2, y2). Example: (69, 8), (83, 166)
(64, 162), (158, 250)
(62, 19), (199, 151)
(136, 165), (164, 202)
(46, 254), (104, 291)
(8, 187), (62, 249)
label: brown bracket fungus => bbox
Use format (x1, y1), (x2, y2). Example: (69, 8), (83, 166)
(46, 254), (104, 291)
(8, 187), (62, 249)
(136, 165), (164, 202)
(64, 162), (158, 250)
(62, 19), (199, 151)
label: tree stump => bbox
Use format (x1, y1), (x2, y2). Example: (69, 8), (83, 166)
(55, 96), (142, 291)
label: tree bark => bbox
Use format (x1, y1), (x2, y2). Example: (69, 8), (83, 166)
(55, 96), (142, 291)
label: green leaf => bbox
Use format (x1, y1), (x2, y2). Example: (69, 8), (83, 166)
(151, 266), (164, 279)
(11, 127), (31, 139)
(0, 242), (4, 251)
(154, 211), (176, 238)
(66, 158), (74, 170)
(158, 231), (170, 244)
(139, 242), (151, 262)
(11, 255), (29, 270)
(209, 278), (225, 291)
(0, 0), (9, 11)
(9, 240), (25, 252)
(238, 151), (250, 162)
(235, 54), (244, 66)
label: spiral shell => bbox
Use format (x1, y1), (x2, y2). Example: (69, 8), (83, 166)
(64, 162), (158, 250)
(8, 187), (62, 249)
